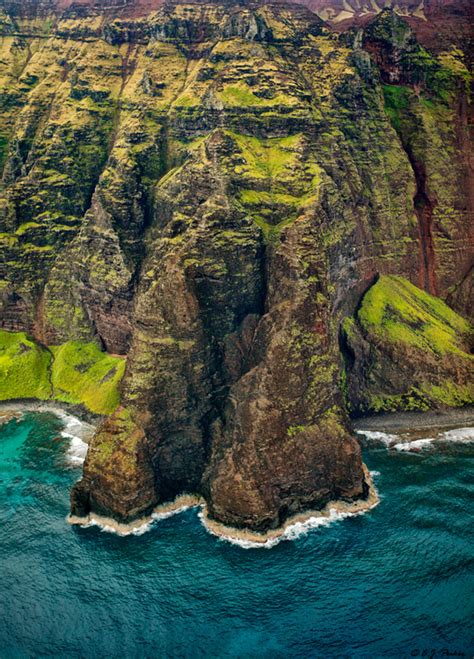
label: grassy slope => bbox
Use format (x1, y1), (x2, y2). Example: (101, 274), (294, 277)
(0, 330), (125, 415)
(0, 330), (52, 401)
(50, 341), (125, 415)
(355, 276), (473, 410)
(359, 275), (472, 357)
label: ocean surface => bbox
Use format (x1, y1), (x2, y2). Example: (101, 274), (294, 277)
(0, 410), (473, 658)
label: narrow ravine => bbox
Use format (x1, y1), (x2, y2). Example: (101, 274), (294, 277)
(407, 150), (437, 295)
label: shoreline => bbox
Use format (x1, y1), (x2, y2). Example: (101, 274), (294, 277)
(0, 399), (102, 427)
(0, 401), (95, 466)
(353, 406), (474, 433)
(0, 399), (96, 434)
(68, 495), (205, 536)
(200, 467), (379, 547)
(3, 400), (472, 542)
(68, 467), (379, 547)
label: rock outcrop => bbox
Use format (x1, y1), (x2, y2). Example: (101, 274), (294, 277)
(0, 1), (471, 533)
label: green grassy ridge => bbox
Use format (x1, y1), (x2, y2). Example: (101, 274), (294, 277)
(0, 330), (125, 415)
(50, 341), (125, 415)
(218, 83), (300, 108)
(0, 331), (52, 401)
(350, 275), (473, 413)
(365, 381), (473, 414)
(357, 275), (472, 358)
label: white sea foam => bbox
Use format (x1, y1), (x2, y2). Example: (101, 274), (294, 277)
(393, 438), (434, 452)
(53, 411), (94, 466)
(152, 505), (194, 522)
(80, 517), (154, 537)
(65, 434), (89, 466)
(441, 427), (474, 442)
(72, 498), (378, 547)
(357, 425), (474, 453)
(75, 502), (200, 537)
(356, 430), (399, 447)
(392, 426), (474, 452)
(200, 501), (379, 550)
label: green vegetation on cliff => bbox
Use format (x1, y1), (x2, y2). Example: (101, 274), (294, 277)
(0, 330), (52, 401)
(50, 341), (126, 415)
(0, 331), (124, 415)
(381, 85), (410, 133)
(344, 276), (473, 414)
(0, 2), (471, 531)
(380, 33), (470, 301)
(358, 275), (472, 357)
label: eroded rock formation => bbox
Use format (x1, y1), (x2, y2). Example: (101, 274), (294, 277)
(0, 0), (472, 532)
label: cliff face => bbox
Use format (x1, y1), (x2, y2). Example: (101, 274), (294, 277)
(3, 0), (472, 49)
(0, 1), (472, 532)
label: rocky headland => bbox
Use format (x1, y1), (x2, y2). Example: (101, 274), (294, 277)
(0, 0), (472, 536)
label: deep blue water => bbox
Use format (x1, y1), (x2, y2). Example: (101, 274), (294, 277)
(0, 411), (473, 658)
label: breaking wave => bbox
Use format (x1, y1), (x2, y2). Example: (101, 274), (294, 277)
(55, 412), (94, 467)
(76, 501), (202, 537)
(199, 497), (380, 550)
(356, 430), (399, 446)
(79, 517), (155, 537)
(392, 427), (474, 452)
(73, 498), (380, 548)
(357, 426), (474, 453)
(65, 435), (89, 466)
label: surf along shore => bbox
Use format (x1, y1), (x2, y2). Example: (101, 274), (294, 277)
(68, 466), (379, 547)
(4, 402), (472, 547)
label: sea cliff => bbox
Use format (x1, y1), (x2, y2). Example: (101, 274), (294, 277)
(0, 0), (472, 533)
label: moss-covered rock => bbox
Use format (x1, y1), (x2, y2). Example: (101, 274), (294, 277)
(342, 275), (473, 414)
(70, 406), (157, 522)
(0, 329), (52, 401)
(0, 330), (125, 414)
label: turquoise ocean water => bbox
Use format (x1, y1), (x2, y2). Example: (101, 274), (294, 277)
(0, 411), (473, 658)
